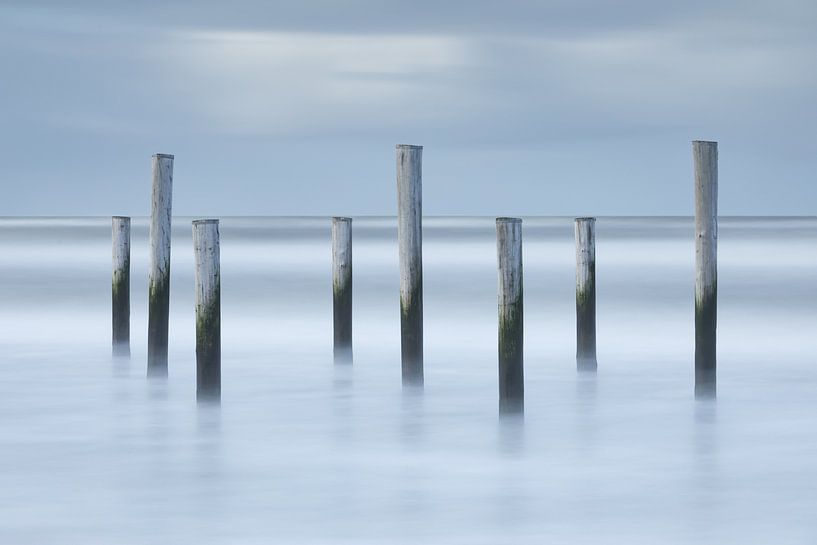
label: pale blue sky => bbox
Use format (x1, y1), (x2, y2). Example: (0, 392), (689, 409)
(1, 1), (815, 216)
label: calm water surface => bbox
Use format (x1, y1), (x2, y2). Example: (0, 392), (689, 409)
(0, 217), (815, 544)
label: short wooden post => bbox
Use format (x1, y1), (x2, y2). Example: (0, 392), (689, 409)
(194, 219), (221, 402)
(396, 144), (423, 387)
(575, 217), (597, 372)
(497, 217), (523, 414)
(148, 153), (173, 377)
(332, 217), (353, 364)
(694, 141), (718, 398)
(112, 216), (130, 358)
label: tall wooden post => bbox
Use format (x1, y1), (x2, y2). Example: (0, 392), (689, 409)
(693, 140), (717, 398)
(194, 219), (221, 402)
(148, 153), (173, 377)
(332, 217), (353, 364)
(575, 217), (597, 372)
(497, 217), (523, 415)
(396, 144), (423, 387)
(112, 216), (130, 358)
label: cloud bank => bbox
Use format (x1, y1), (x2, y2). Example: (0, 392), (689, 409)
(1, 1), (815, 215)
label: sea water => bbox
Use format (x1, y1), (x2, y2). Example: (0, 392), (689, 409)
(0, 217), (815, 544)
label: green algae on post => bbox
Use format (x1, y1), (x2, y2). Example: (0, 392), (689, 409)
(193, 219), (221, 403)
(112, 216), (130, 358)
(332, 217), (353, 364)
(496, 217), (523, 415)
(147, 153), (173, 378)
(693, 140), (718, 399)
(396, 144), (424, 387)
(575, 217), (597, 372)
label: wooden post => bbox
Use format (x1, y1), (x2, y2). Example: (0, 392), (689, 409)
(332, 217), (353, 364)
(194, 219), (221, 402)
(693, 140), (717, 398)
(497, 217), (523, 414)
(112, 216), (130, 358)
(575, 217), (597, 372)
(148, 153), (173, 377)
(396, 144), (423, 387)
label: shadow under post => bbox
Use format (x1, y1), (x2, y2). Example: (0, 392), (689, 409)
(575, 371), (598, 403)
(332, 360), (354, 392)
(193, 402), (225, 525)
(497, 412), (526, 458)
(690, 399), (720, 539)
(573, 372), (599, 453)
(112, 353), (130, 379)
(693, 399), (719, 482)
(195, 402), (223, 474)
(331, 364), (355, 444)
(147, 374), (170, 403)
(400, 386), (426, 449)
(494, 416), (530, 528)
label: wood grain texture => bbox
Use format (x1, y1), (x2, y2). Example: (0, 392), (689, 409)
(148, 153), (173, 377)
(575, 217), (597, 372)
(396, 144), (423, 387)
(497, 217), (523, 415)
(194, 219), (220, 402)
(693, 140), (717, 398)
(332, 217), (353, 364)
(112, 216), (130, 358)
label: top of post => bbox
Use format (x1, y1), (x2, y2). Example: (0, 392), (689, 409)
(575, 217), (596, 223)
(496, 217), (522, 224)
(192, 219), (219, 225)
(396, 144), (423, 150)
(153, 153), (175, 159)
(112, 215), (131, 221)
(692, 140), (717, 146)
(332, 216), (352, 223)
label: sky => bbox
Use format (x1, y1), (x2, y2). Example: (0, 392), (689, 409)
(1, 0), (815, 216)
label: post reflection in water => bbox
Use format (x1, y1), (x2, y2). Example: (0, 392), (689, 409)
(574, 373), (599, 452)
(691, 399), (720, 538)
(195, 403), (223, 477)
(193, 403), (225, 528)
(497, 406), (525, 453)
(400, 386), (426, 449)
(331, 364), (355, 444)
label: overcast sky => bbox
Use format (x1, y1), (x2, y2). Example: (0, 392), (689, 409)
(1, 1), (815, 216)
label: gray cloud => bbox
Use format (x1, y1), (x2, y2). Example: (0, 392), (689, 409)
(7, 0), (813, 37)
(1, 1), (815, 215)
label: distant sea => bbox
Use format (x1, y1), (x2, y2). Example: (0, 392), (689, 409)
(1, 217), (815, 544)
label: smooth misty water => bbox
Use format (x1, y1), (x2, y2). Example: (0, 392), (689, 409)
(1, 217), (816, 544)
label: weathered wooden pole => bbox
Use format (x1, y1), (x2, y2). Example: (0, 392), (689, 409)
(396, 144), (423, 387)
(193, 219), (221, 402)
(497, 217), (523, 415)
(575, 217), (597, 372)
(112, 216), (130, 358)
(693, 140), (718, 399)
(332, 217), (353, 364)
(148, 153), (173, 377)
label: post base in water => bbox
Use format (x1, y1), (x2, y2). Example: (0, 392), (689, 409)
(400, 303), (423, 388)
(695, 380), (716, 399)
(499, 398), (524, 416)
(112, 343), (130, 359)
(147, 363), (168, 379)
(577, 357), (597, 372)
(147, 280), (170, 379)
(197, 389), (221, 405)
(333, 345), (353, 365)
(401, 370), (424, 390)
